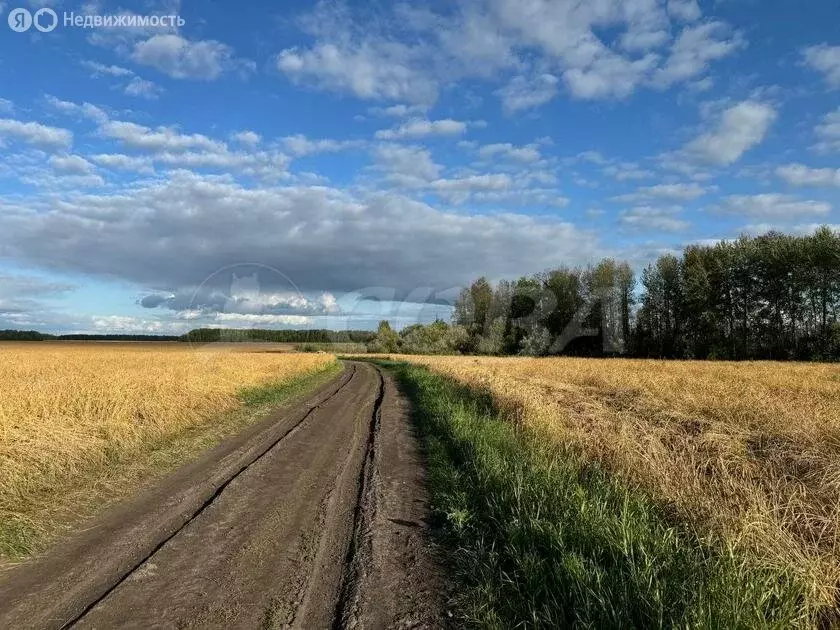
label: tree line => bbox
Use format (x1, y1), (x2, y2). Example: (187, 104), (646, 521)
(367, 228), (840, 361)
(180, 328), (375, 344)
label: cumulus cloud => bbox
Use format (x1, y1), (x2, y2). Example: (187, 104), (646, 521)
(612, 182), (707, 202)
(274, 0), (741, 105)
(276, 41), (437, 104)
(477, 143), (541, 163)
(139, 283), (341, 321)
(369, 104), (429, 118)
(374, 119), (468, 140)
(132, 34), (252, 80)
(715, 194), (831, 218)
(81, 60), (134, 78)
(90, 153), (155, 174)
(99, 120), (226, 153)
(92, 315), (185, 334)
(667, 0), (701, 22)
(603, 162), (654, 181)
(682, 101), (776, 166)
(814, 107), (840, 153)
(802, 44), (840, 89)
(776, 164), (840, 187)
(49, 154), (96, 175)
(373, 143), (442, 185)
(230, 130), (261, 148)
(496, 74), (559, 112)
(652, 21), (742, 88)
(45, 95), (109, 123)
(0, 118), (72, 148)
(283, 134), (360, 156)
(619, 206), (689, 232)
(124, 76), (163, 99)
(0, 273), (76, 330)
(0, 170), (604, 297)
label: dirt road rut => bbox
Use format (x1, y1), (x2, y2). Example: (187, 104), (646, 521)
(0, 362), (441, 629)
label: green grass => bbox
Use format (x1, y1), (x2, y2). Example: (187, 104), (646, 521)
(389, 362), (813, 629)
(0, 360), (342, 563)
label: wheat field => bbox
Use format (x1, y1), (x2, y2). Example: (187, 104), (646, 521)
(385, 355), (840, 609)
(0, 342), (336, 557)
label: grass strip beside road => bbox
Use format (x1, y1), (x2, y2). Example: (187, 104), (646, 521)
(0, 360), (342, 564)
(388, 361), (814, 629)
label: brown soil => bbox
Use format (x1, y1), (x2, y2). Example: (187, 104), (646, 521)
(0, 362), (442, 629)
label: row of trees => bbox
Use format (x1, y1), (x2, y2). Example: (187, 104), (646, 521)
(367, 258), (636, 356)
(635, 227), (840, 360)
(367, 228), (840, 361)
(180, 328), (375, 343)
(0, 330), (181, 341)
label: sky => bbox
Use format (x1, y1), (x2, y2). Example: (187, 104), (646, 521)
(0, 0), (838, 334)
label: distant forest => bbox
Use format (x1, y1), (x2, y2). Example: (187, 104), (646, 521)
(369, 227), (840, 361)
(0, 329), (375, 344)
(179, 328), (375, 343)
(0, 331), (182, 342)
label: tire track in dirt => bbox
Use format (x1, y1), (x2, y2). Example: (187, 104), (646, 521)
(0, 362), (442, 629)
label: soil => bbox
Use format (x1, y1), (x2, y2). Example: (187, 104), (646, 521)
(0, 362), (442, 629)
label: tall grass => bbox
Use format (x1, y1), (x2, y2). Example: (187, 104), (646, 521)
(380, 355), (840, 621)
(393, 362), (813, 628)
(0, 343), (337, 559)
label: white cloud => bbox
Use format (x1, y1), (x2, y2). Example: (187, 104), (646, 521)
(431, 173), (511, 192)
(653, 22), (743, 88)
(619, 206), (689, 232)
(603, 162), (654, 181)
(92, 315), (182, 334)
(100, 120), (226, 153)
(373, 143), (442, 185)
(277, 41), (437, 104)
(0, 118), (72, 148)
(132, 34), (251, 81)
(49, 154), (95, 175)
(213, 313), (313, 326)
(124, 76), (163, 99)
(0, 98), (13, 114)
(374, 118), (467, 140)
(283, 134), (359, 156)
(496, 74), (559, 112)
(95, 120), (289, 178)
(477, 143), (541, 163)
(802, 44), (840, 89)
(564, 53), (658, 100)
(682, 101), (776, 166)
(776, 164), (840, 188)
(45, 95), (108, 123)
(0, 170), (604, 295)
(275, 0), (740, 106)
(370, 103), (429, 118)
(814, 107), (840, 153)
(667, 0), (701, 22)
(81, 60), (134, 78)
(716, 194), (831, 218)
(230, 130), (261, 148)
(90, 153), (155, 174)
(613, 182), (707, 202)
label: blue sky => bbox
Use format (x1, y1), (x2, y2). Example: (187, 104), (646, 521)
(0, 0), (838, 333)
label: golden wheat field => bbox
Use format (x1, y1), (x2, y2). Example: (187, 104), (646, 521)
(0, 342), (335, 557)
(386, 354), (840, 608)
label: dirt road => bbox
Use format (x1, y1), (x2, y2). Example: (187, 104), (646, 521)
(0, 362), (441, 629)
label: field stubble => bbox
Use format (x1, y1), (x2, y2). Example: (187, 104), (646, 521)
(379, 354), (840, 613)
(0, 342), (336, 559)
